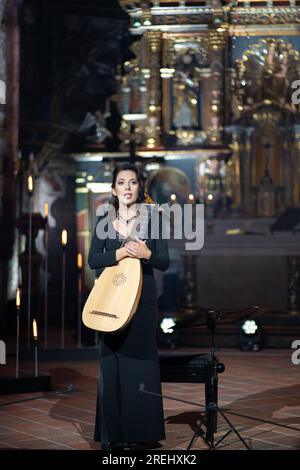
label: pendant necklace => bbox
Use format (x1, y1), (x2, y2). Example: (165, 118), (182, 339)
(117, 212), (137, 225)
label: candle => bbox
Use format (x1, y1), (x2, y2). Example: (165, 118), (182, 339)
(16, 288), (21, 308)
(188, 194), (195, 202)
(170, 194), (177, 202)
(28, 175), (33, 193)
(77, 253), (83, 270)
(32, 319), (38, 339)
(61, 229), (68, 247)
(44, 202), (49, 218)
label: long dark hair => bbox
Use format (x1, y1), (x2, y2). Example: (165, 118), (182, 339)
(110, 163), (146, 211)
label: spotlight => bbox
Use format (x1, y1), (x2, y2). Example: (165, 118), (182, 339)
(158, 316), (179, 349)
(161, 317), (176, 334)
(239, 320), (262, 351)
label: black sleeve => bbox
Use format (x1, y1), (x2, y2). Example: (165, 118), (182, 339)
(88, 216), (118, 270)
(142, 237), (169, 271)
(142, 212), (169, 272)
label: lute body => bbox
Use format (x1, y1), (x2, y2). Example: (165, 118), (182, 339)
(82, 256), (142, 332)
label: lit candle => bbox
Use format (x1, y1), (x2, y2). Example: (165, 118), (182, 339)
(207, 193), (214, 201)
(16, 288), (21, 309)
(170, 194), (177, 202)
(28, 175), (33, 193)
(61, 229), (68, 247)
(77, 253), (83, 270)
(32, 319), (38, 339)
(188, 194), (195, 202)
(44, 202), (49, 218)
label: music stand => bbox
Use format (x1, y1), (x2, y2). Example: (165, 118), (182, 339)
(183, 307), (260, 450)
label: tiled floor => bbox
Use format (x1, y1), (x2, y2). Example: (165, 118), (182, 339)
(0, 349), (299, 450)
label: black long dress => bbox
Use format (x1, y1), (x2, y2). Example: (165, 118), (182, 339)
(88, 214), (169, 446)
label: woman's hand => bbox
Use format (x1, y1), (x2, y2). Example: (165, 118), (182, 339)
(125, 239), (151, 260)
(116, 246), (130, 262)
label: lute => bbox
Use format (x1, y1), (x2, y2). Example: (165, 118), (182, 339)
(82, 204), (156, 333)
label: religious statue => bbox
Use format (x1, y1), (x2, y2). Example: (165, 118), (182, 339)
(257, 165), (276, 217)
(122, 61), (144, 115)
(172, 51), (201, 129)
(262, 42), (285, 103)
(235, 40), (296, 115)
(120, 40), (148, 117)
(78, 108), (112, 146)
(202, 158), (230, 217)
(206, 158), (224, 193)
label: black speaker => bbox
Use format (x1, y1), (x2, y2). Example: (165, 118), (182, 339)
(159, 352), (211, 383)
(270, 208), (300, 233)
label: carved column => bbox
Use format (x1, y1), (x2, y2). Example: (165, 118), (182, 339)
(287, 257), (300, 316)
(182, 255), (197, 316)
(206, 32), (226, 145)
(145, 31), (162, 148)
(242, 127), (255, 214)
(292, 125), (300, 207)
(0, 0), (20, 319)
(0, 0), (6, 219)
(227, 127), (242, 210)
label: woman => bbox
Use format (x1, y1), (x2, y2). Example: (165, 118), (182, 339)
(88, 163), (169, 450)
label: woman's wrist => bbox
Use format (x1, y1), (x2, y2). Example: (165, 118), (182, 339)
(116, 247), (126, 261)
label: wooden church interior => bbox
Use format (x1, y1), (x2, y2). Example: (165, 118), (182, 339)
(1, 0), (300, 353)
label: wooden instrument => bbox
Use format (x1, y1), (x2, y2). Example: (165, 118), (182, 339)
(82, 204), (155, 333)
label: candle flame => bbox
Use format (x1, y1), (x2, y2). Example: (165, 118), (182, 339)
(44, 202), (49, 218)
(28, 175), (33, 192)
(33, 319), (38, 339)
(61, 229), (68, 247)
(16, 288), (21, 308)
(77, 253), (83, 269)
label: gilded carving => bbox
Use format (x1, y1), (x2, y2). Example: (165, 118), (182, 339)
(230, 8), (300, 25)
(231, 38), (300, 121)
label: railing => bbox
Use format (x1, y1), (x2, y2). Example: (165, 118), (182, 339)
(120, 0), (300, 7)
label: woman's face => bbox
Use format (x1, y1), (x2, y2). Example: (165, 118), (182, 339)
(112, 170), (140, 207)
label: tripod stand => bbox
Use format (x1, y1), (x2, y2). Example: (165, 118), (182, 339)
(186, 309), (250, 450)
(141, 307), (261, 449)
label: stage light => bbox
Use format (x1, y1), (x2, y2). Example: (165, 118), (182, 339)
(160, 317), (176, 334)
(239, 320), (262, 351)
(242, 320), (257, 335)
(158, 316), (179, 349)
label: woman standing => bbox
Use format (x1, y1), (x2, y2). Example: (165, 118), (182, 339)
(88, 163), (169, 450)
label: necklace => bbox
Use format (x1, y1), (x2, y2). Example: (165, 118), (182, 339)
(117, 212), (137, 225)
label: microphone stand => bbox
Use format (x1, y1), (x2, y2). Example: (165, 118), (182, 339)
(142, 309), (256, 450)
